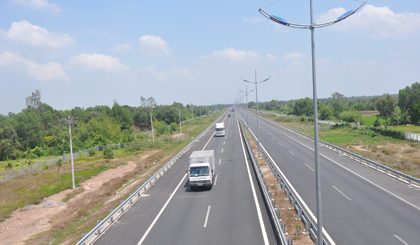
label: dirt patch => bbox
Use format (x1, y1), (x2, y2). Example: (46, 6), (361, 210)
(346, 142), (420, 178)
(0, 154), (153, 245)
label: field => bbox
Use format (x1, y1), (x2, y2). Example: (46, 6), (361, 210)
(0, 113), (221, 245)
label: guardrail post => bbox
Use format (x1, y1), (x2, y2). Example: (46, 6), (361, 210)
(285, 189), (290, 200)
(275, 209), (280, 220)
(286, 238), (293, 245)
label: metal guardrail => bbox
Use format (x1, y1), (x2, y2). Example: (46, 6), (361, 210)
(76, 112), (225, 245)
(258, 113), (420, 187)
(240, 117), (327, 245)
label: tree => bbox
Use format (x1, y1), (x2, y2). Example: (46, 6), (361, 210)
(398, 82), (420, 124)
(293, 97), (313, 116)
(375, 94), (397, 127)
(248, 101), (256, 108)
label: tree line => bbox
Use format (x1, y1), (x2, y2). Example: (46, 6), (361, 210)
(248, 82), (420, 127)
(0, 91), (218, 161)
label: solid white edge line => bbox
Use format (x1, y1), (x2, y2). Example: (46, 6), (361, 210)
(137, 173), (188, 245)
(238, 119), (270, 245)
(204, 205), (211, 228)
(244, 120), (335, 245)
(202, 131), (215, 150)
(332, 185), (352, 201)
(393, 234), (409, 245)
(305, 163), (315, 172)
(255, 115), (420, 212)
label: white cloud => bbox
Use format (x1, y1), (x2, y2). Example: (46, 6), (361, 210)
(1, 20), (74, 48)
(70, 53), (130, 72)
(12, 0), (61, 13)
(113, 43), (132, 51)
(266, 54), (278, 62)
(203, 48), (259, 62)
(138, 35), (172, 56)
(317, 4), (420, 38)
(282, 52), (308, 61)
(0, 51), (68, 81)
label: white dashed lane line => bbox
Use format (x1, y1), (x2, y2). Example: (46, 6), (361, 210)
(203, 206), (211, 228)
(221, 149), (224, 153)
(305, 163), (314, 171)
(278, 142), (283, 146)
(333, 185), (352, 201)
(289, 151), (295, 156)
(219, 159), (221, 165)
(393, 234), (409, 245)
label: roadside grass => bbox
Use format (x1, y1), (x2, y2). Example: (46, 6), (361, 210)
(390, 125), (420, 134)
(0, 112), (221, 245)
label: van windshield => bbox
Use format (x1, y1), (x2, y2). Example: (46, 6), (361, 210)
(190, 166), (209, 176)
(216, 128), (224, 131)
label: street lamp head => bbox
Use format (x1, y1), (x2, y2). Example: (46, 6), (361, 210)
(263, 76), (271, 82)
(241, 77), (250, 83)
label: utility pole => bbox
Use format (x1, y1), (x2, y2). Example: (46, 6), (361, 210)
(150, 111), (154, 141)
(179, 108), (182, 131)
(62, 116), (76, 189)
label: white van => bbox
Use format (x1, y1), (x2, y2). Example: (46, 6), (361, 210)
(215, 123), (225, 137)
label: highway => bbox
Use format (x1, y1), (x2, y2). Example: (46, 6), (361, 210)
(94, 112), (279, 245)
(238, 108), (420, 245)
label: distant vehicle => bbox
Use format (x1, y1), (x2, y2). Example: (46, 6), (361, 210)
(228, 113), (231, 117)
(215, 122), (225, 137)
(232, 107), (235, 112)
(187, 150), (215, 191)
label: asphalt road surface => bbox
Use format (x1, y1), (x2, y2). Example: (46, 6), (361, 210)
(94, 112), (279, 245)
(239, 108), (420, 245)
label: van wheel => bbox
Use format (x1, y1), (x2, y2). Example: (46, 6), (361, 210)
(191, 187), (195, 191)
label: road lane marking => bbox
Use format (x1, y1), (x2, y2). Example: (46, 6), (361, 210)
(219, 159), (221, 165)
(252, 117), (420, 212)
(223, 141), (225, 145)
(202, 131), (215, 150)
(222, 149), (224, 153)
(238, 118), (269, 245)
(393, 234), (409, 245)
(137, 173), (188, 245)
(305, 163), (315, 172)
(214, 175), (218, 186)
(332, 185), (352, 201)
(272, 137), (275, 140)
(279, 142), (283, 146)
(203, 206), (212, 227)
(289, 150), (295, 156)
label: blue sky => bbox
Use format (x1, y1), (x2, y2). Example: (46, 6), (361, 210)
(1, 0), (420, 115)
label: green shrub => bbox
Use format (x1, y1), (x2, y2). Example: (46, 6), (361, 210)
(339, 110), (362, 123)
(103, 147), (114, 159)
(369, 127), (405, 140)
(170, 122), (179, 133)
(57, 159), (63, 167)
(373, 118), (381, 127)
(88, 149), (95, 157)
(32, 146), (43, 157)
(275, 116), (294, 123)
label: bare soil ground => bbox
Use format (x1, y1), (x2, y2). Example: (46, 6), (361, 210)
(0, 150), (168, 245)
(247, 131), (313, 244)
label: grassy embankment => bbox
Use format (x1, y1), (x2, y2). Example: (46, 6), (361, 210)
(0, 112), (222, 245)
(260, 113), (420, 179)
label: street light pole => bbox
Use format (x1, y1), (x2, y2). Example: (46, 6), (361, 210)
(242, 70), (270, 158)
(259, 2), (366, 244)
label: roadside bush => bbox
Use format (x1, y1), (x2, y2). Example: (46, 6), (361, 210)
(170, 122), (179, 133)
(275, 116), (294, 123)
(339, 110), (362, 123)
(373, 118), (381, 127)
(129, 140), (142, 151)
(103, 147), (114, 159)
(369, 127), (405, 140)
(56, 159), (63, 167)
(32, 146), (43, 157)
(88, 149), (95, 157)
